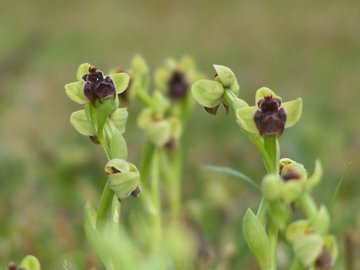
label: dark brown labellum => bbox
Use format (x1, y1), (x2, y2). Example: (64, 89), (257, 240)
(131, 186), (141, 197)
(315, 248), (333, 270)
(165, 137), (177, 151)
(7, 262), (17, 270)
(204, 105), (220, 115)
(254, 96), (286, 136)
(168, 70), (189, 100)
(281, 170), (301, 182)
(82, 67), (116, 106)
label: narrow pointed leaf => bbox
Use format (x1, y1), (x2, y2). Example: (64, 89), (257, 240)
(203, 165), (260, 191)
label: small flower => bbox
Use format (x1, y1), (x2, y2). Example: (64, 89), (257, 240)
(262, 159), (323, 203)
(105, 159), (141, 201)
(65, 63), (130, 106)
(155, 56), (203, 101)
(82, 67), (116, 106)
(236, 87), (302, 136)
(168, 70), (189, 100)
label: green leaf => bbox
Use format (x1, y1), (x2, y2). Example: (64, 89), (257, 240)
(236, 106), (258, 134)
(70, 110), (95, 136)
(191, 79), (224, 108)
(109, 73), (130, 94)
(19, 255), (41, 270)
(282, 98), (302, 128)
(76, 63), (91, 81)
(65, 81), (88, 104)
(243, 209), (272, 270)
(203, 165), (260, 191)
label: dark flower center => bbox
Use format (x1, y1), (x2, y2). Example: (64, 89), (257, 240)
(254, 95), (287, 136)
(168, 71), (189, 100)
(82, 67), (116, 106)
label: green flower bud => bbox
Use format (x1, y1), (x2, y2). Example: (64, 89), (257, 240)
(105, 159), (141, 201)
(243, 209), (272, 270)
(19, 255), (41, 270)
(213, 64), (239, 94)
(236, 87), (302, 136)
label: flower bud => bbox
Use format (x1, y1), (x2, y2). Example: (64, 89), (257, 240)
(105, 159), (141, 201)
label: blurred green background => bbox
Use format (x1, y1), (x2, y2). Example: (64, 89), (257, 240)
(1, 0), (359, 269)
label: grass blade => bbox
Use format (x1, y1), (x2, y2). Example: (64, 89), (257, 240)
(202, 165), (260, 191)
(329, 161), (352, 212)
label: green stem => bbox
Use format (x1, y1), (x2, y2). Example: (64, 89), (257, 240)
(140, 141), (156, 187)
(136, 90), (153, 107)
(150, 149), (162, 251)
(264, 135), (279, 270)
(96, 182), (114, 230)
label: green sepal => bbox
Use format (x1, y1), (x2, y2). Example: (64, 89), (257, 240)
(131, 55), (150, 96)
(213, 65), (239, 94)
(236, 106), (258, 134)
(255, 87), (281, 104)
(85, 99), (116, 134)
(70, 110), (95, 136)
(147, 120), (171, 148)
(109, 133), (128, 160)
(305, 160), (323, 190)
(77, 63), (91, 81)
(19, 255), (41, 270)
(109, 73), (130, 94)
(65, 81), (88, 104)
(310, 205), (330, 235)
(110, 108), (128, 134)
(191, 79), (224, 108)
(282, 98), (303, 128)
(293, 234), (324, 267)
(243, 209), (272, 270)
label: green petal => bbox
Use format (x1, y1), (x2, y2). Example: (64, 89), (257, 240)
(282, 180), (305, 203)
(191, 79), (224, 108)
(152, 91), (170, 115)
(236, 106), (258, 134)
(109, 73), (130, 94)
(110, 108), (128, 134)
(65, 81), (88, 104)
(70, 110), (95, 136)
(77, 63), (91, 81)
(255, 87), (281, 104)
(105, 158), (130, 174)
(282, 98), (302, 128)
(179, 55), (195, 73)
